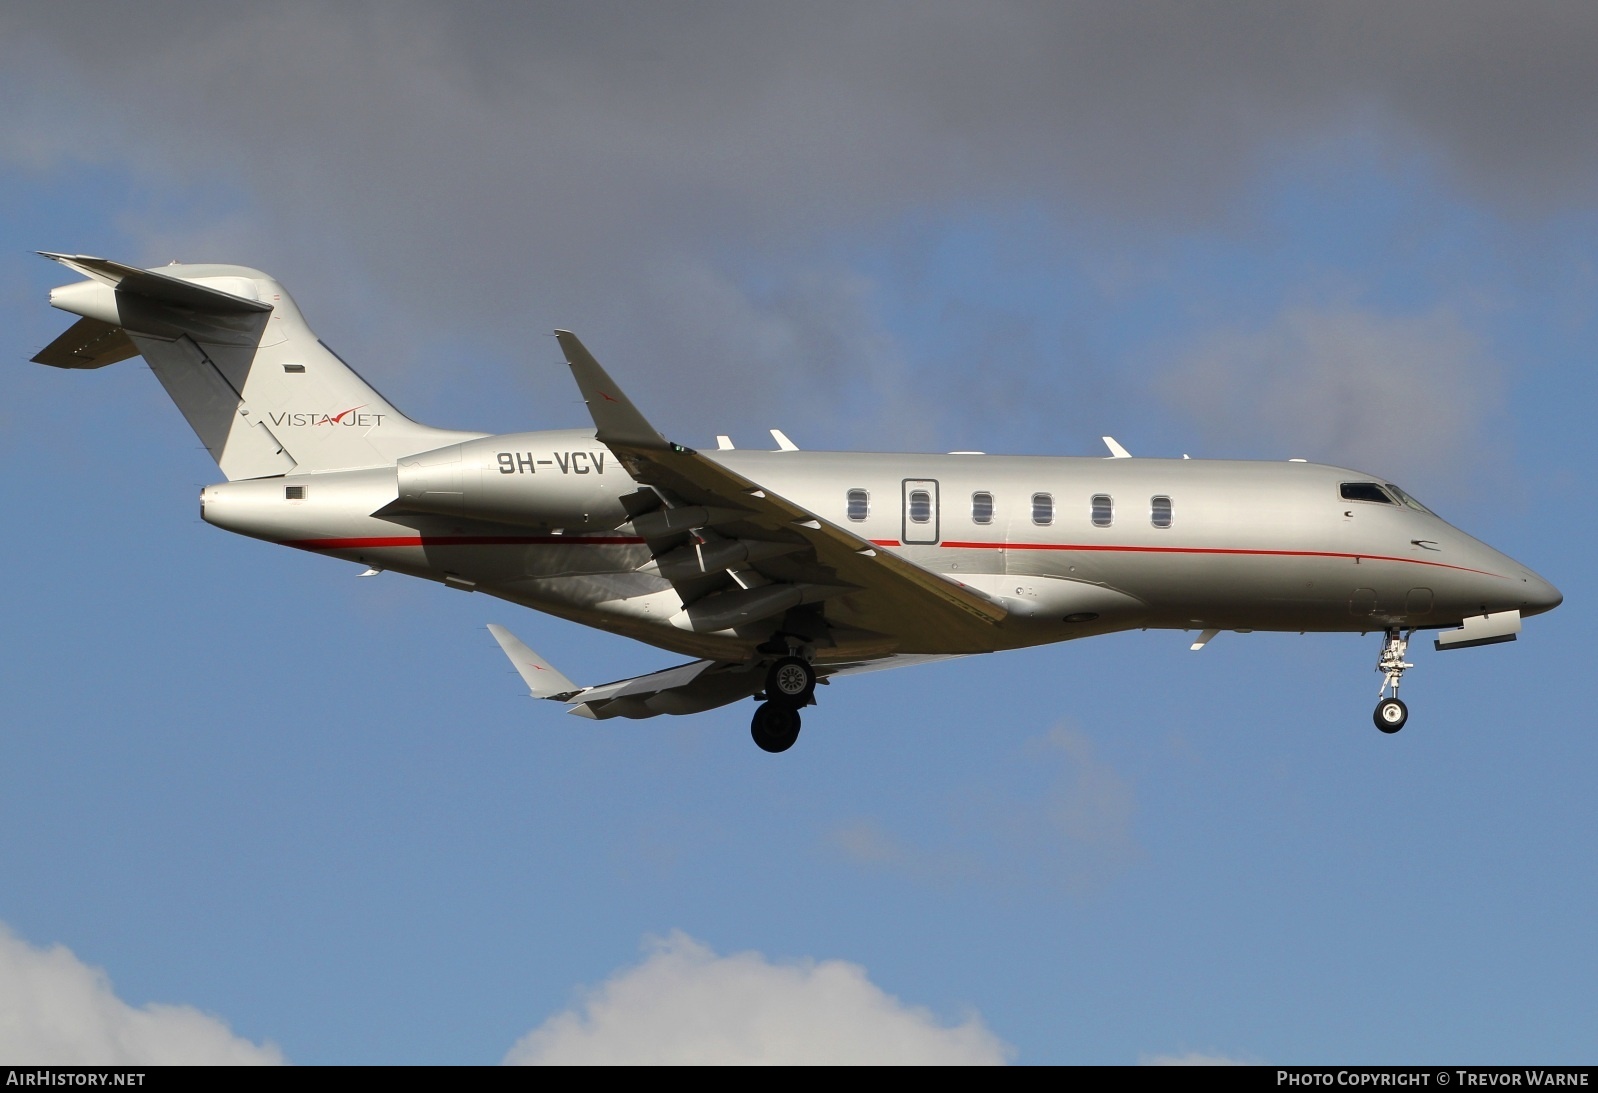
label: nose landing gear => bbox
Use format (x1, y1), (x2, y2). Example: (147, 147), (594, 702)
(750, 655), (817, 753)
(1373, 627), (1414, 733)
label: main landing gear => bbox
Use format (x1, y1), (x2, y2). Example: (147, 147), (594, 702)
(750, 655), (816, 753)
(1373, 627), (1414, 734)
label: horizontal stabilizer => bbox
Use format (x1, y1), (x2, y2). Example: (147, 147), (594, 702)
(487, 624), (580, 699)
(32, 317), (137, 369)
(39, 252), (271, 314)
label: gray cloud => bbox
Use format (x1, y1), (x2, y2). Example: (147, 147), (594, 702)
(1153, 303), (1506, 493)
(5, 3), (1587, 442)
(12, 3), (1598, 223)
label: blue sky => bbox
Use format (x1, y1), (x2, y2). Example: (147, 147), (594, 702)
(0, 3), (1593, 1064)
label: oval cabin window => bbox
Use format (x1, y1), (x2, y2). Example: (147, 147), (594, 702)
(1091, 494), (1113, 527)
(1151, 495), (1172, 528)
(1032, 493), (1053, 526)
(847, 489), (869, 521)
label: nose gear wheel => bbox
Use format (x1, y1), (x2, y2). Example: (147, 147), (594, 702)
(1372, 628), (1414, 733)
(1375, 697), (1408, 733)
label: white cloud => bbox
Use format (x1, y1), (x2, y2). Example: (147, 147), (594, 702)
(0, 924), (285, 1065)
(504, 931), (1011, 1065)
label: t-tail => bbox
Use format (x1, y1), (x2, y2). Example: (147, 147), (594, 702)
(33, 253), (478, 479)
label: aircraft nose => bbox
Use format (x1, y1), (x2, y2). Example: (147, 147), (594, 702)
(1519, 570), (1563, 617)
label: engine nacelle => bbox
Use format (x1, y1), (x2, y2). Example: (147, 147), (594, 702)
(395, 429), (631, 529)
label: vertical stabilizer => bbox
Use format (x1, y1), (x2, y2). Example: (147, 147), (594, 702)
(35, 254), (481, 479)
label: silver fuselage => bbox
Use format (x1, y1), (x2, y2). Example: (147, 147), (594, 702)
(200, 434), (1561, 665)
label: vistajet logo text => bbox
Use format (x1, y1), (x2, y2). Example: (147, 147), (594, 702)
(268, 406), (386, 428)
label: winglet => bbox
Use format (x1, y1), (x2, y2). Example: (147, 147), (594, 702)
(1102, 436), (1132, 459)
(553, 330), (670, 450)
(487, 624), (581, 699)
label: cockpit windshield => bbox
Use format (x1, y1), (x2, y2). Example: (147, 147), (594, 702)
(1339, 481), (1436, 515)
(1340, 482), (1394, 504)
(1384, 483), (1434, 515)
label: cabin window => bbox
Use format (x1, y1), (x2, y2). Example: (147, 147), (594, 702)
(972, 492), (994, 524)
(1340, 482), (1395, 504)
(284, 485), (305, 500)
(1091, 494), (1113, 527)
(908, 490), (932, 523)
(847, 489), (869, 522)
(1032, 493), (1053, 526)
(1151, 495), (1172, 528)
(282, 363), (306, 373)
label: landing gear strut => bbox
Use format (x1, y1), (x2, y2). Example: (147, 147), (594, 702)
(1373, 627), (1413, 733)
(750, 653), (817, 753)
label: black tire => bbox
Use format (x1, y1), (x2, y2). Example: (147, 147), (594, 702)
(765, 656), (815, 708)
(751, 702), (802, 753)
(1374, 697), (1408, 734)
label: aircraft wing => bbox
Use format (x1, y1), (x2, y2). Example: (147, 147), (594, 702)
(489, 621), (974, 720)
(488, 624), (768, 719)
(554, 331), (1008, 657)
